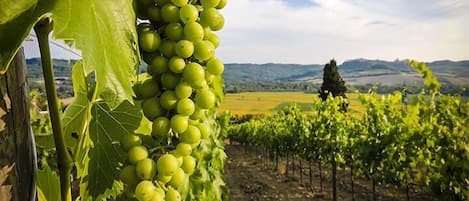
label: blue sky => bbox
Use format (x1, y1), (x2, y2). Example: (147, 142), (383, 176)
(23, 0), (469, 64)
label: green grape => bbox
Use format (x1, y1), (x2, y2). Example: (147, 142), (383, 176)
(142, 98), (165, 120)
(197, 123), (210, 139)
(157, 154), (179, 176)
(205, 32), (220, 47)
(179, 5), (198, 24)
(152, 117), (171, 138)
(207, 57), (224, 75)
(205, 72), (215, 84)
(200, 8), (222, 28)
(201, 0), (220, 8)
(165, 187), (181, 201)
(138, 23), (154, 33)
(168, 168), (186, 188)
(168, 57), (186, 73)
(180, 125), (201, 144)
(121, 134), (142, 151)
(211, 14), (224, 31)
(176, 143), (192, 156)
(147, 5), (162, 22)
(175, 82), (192, 99)
(160, 90), (178, 110)
(161, 4), (180, 23)
(140, 78), (161, 98)
(175, 40), (194, 58)
(160, 40), (176, 57)
(157, 174), (172, 184)
(135, 180), (156, 201)
(195, 89), (216, 109)
(182, 62), (205, 86)
(136, 158), (157, 180)
(184, 21), (204, 42)
(181, 156), (196, 175)
(161, 72), (180, 89)
(176, 98), (195, 115)
(142, 51), (160, 64)
(171, 0), (188, 7)
(139, 30), (161, 53)
(170, 151), (184, 166)
(119, 165), (139, 186)
(190, 107), (206, 120)
(170, 114), (189, 133)
(128, 145), (149, 164)
(149, 56), (169, 75)
(165, 23), (184, 41)
(216, 0), (227, 9)
(150, 192), (164, 201)
(193, 40), (214, 61)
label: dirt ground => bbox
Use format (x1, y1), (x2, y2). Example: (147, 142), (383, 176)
(223, 144), (436, 201)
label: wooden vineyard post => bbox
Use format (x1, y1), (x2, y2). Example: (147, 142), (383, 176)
(0, 48), (36, 201)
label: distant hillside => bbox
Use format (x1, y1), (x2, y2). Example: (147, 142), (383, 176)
(25, 58), (469, 87)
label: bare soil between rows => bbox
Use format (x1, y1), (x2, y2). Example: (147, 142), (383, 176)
(223, 144), (436, 201)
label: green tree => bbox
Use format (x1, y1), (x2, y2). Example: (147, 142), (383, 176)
(318, 59), (347, 101)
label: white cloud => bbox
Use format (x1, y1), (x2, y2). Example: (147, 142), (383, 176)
(217, 0), (469, 64)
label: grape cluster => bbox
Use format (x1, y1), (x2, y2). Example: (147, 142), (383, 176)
(119, 0), (226, 201)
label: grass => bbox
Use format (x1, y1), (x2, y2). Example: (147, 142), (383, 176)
(218, 92), (364, 116)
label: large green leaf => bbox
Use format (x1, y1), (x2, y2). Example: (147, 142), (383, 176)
(36, 166), (60, 201)
(51, 0), (140, 108)
(0, 0), (55, 73)
(79, 101), (142, 200)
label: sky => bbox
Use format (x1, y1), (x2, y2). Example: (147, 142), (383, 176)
(23, 0), (469, 64)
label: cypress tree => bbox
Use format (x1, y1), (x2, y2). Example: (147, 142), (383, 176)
(318, 59), (347, 101)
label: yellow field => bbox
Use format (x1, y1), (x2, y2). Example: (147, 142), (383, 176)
(218, 92), (363, 116)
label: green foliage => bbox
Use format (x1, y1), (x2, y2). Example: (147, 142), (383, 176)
(37, 166), (60, 201)
(319, 59), (347, 101)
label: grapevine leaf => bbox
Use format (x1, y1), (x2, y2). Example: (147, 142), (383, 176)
(79, 101), (142, 200)
(36, 166), (60, 201)
(0, 0), (56, 73)
(51, 0), (140, 108)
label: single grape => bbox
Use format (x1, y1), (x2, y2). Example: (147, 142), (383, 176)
(170, 151), (184, 166)
(176, 98), (195, 115)
(175, 40), (194, 58)
(147, 5), (162, 22)
(170, 114), (189, 133)
(119, 165), (139, 186)
(140, 78), (161, 98)
(139, 30), (161, 52)
(160, 90), (178, 109)
(181, 156), (196, 175)
(201, 0), (220, 8)
(152, 117), (171, 138)
(142, 98), (165, 120)
(165, 23), (184, 41)
(160, 40), (176, 57)
(161, 4), (180, 23)
(211, 14), (224, 31)
(157, 174), (172, 184)
(121, 134), (142, 151)
(195, 89), (216, 109)
(205, 72), (215, 84)
(171, 0), (188, 7)
(136, 158), (157, 180)
(190, 107), (206, 120)
(165, 187), (181, 201)
(196, 123), (211, 139)
(180, 125), (201, 144)
(216, 0), (227, 9)
(135, 180), (156, 201)
(184, 21), (204, 42)
(175, 82), (192, 99)
(193, 40), (215, 61)
(157, 154), (179, 176)
(205, 32), (220, 48)
(176, 143), (192, 156)
(149, 56), (169, 75)
(182, 62), (205, 86)
(128, 145), (149, 164)
(207, 57), (224, 75)
(168, 56), (186, 73)
(179, 5), (199, 24)
(168, 168), (186, 188)
(200, 8), (222, 28)
(160, 72), (180, 90)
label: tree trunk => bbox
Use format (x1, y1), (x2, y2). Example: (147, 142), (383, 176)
(319, 160), (323, 191)
(299, 158), (303, 185)
(309, 160), (313, 192)
(332, 156), (337, 201)
(0, 48), (36, 201)
(351, 164), (355, 201)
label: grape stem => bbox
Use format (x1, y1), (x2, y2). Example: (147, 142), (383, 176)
(34, 18), (73, 201)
